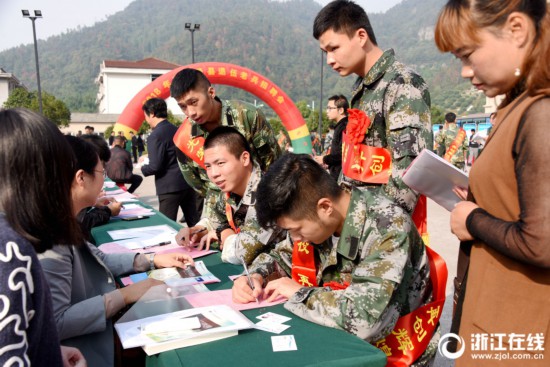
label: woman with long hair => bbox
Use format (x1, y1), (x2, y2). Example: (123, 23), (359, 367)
(435, 0), (550, 364)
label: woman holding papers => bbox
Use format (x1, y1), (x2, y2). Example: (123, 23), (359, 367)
(435, 0), (550, 364)
(0, 109), (86, 366)
(38, 136), (194, 367)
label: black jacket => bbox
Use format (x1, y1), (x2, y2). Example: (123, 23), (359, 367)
(323, 116), (348, 180)
(141, 120), (190, 195)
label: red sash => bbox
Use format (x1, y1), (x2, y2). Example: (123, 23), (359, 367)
(443, 128), (466, 162)
(341, 132), (392, 184)
(225, 192), (240, 234)
(375, 245), (447, 366)
(173, 118), (206, 169)
(291, 241), (317, 287)
(411, 195), (429, 245)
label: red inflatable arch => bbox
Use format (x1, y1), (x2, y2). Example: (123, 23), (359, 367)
(113, 62), (312, 153)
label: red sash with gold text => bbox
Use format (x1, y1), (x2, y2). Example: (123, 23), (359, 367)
(375, 245), (447, 366)
(173, 118), (206, 169)
(291, 241), (317, 287)
(341, 132), (392, 184)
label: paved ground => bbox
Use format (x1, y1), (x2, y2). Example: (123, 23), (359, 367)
(132, 166), (458, 366)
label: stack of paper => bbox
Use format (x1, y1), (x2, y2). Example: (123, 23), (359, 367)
(403, 149), (469, 211)
(114, 204), (156, 219)
(114, 305), (254, 355)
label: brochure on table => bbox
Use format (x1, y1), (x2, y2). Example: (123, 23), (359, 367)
(127, 260), (220, 287)
(117, 283), (210, 324)
(114, 304), (254, 352)
(403, 149), (469, 211)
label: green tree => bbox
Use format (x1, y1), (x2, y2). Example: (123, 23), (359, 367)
(3, 87), (71, 127)
(430, 105), (445, 125)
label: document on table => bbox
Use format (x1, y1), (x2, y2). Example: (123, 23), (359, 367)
(110, 191), (139, 202)
(108, 224), (177, 240)
(114, 304), (253, 350)
(403, 149), (469, 211)
(113, 203), (156, 219)
(184, 289), (286, 311)
(103, 224), (177, 250)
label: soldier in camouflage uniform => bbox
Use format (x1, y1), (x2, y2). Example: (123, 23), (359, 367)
(169, 68), (281, 225)
(232, 154), (438, 366)
(177, 127), (285, 265)
(313, 0), (433, 214)
(435, 112), (468, 170)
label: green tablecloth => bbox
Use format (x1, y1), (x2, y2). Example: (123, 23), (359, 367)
(92, 197), (387, 367)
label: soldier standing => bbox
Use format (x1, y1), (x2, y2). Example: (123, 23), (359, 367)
(313, 0), (432, 215)
(435, 112), (468, 170)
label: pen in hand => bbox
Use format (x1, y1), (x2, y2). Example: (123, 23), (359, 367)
(182, 227), (208, 248)
(240, 256), (259, 304)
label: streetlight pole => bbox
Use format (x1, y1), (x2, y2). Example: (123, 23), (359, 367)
(22, 10), (43, 114)
(184, 23), (200, 64)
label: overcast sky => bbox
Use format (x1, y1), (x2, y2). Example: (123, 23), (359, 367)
(0, 0), (403, 52)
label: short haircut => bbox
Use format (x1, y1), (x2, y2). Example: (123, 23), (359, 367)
(80, 134), (111, 162)
(445, 112), (457, 123)
(113, 136), (125, 145)
(0, 108), (82, 251)
(256, 154), (342, 229)
(142, 98), (168, 119)
(204, 126), (251, 159)
(65, 135), (99, 175)
(313, 0), (377, 45)
(170, 68), (212, 100)
(328, 94), (349, 114)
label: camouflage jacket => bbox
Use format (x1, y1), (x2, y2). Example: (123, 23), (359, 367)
(344, 49), (433, 214)
(177, 99), (281, 202)
(203, 163), (285, 264)
(435, 123), (468, 167)
(249, 188), (432, 343)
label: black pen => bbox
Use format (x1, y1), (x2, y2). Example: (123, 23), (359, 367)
(143, 241), (171, 249)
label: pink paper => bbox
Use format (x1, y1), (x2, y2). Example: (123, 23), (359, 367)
(184, 289), (286, 311)
(120, 276), (133, 286)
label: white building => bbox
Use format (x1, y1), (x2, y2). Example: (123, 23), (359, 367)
(95, 57), (183, 115)
(0, 68), (25, 107)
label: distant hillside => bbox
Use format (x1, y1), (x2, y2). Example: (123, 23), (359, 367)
(0, 0), (484, 118)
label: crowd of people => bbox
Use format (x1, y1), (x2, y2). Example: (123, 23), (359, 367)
(1, 0), (548, 366)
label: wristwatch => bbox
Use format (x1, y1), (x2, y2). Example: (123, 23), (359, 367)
(148, 253), (155, 271)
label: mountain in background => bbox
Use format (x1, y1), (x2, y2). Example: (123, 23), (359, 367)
(0, 0), (484, 118)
